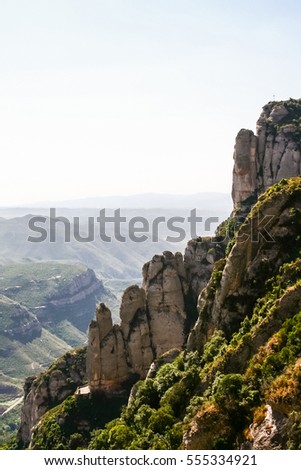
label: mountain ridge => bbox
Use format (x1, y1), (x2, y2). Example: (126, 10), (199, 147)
(1, 192), (231, 210)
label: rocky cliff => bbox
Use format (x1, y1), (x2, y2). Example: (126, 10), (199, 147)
(232, 99), (301, 208)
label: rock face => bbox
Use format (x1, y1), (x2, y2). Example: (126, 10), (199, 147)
(87, 251), (190, 393)
(18, 348), (86, 445)
(232, 129), (258, 206)
(142, 251), (188, 357)
(249, 405), (288, 450)
(184, 237), (226, 303)
(232, 100), (301, 208)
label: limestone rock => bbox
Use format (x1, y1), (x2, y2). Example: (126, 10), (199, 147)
(184, 238), (226, 303)
(31, 266), (112, 333)
(268, 105), (289, 123)
(96, 303), (113, 342)
(232, 99), (301, 209)
(87, 304), (129, 393)
(232, 129), (258, 207)
(87, 251), (190, 393)
(120, 286), (146, 339)
(143, 252), (187, 357)
(98, 326), (129, 391)
(126, 309), (153, 377)
(146, 348), (181, 379)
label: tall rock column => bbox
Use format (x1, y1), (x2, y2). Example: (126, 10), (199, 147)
(87, 303), (129, 393)
(142, 251), (188, 357)
(231, 129), (258, 207)
(120, 285), (153, 377)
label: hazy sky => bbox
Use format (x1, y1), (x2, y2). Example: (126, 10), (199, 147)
(1, 0), (301, 205)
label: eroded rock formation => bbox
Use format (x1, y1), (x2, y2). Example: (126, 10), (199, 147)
(87, 251), (190, 392)
(184, 237), (226, 303)
(232, 100), (301, 208)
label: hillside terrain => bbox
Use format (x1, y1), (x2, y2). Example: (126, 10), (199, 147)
(0, 262), (113, 442)
(3, 98), (301, 450)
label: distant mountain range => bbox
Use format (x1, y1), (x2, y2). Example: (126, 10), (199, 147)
(0, 192), (232, 211)
(0, 193), (232, 281)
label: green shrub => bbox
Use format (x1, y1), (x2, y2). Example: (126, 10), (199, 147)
(202, 330), (228, 365)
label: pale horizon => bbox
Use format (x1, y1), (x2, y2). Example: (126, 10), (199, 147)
(1, 190), (232, 209)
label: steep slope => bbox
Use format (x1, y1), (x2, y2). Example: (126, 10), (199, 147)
(188, 177), (301, 352)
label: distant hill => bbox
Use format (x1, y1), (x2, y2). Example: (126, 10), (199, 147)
(0, 205), (231, 282)
(0, 261), (113, 425)
(3, 192), (232, 210)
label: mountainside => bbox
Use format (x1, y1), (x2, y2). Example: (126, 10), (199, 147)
(6, 98), (301, 451)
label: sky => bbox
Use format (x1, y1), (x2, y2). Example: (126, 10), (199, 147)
(1, 0), (301, 206)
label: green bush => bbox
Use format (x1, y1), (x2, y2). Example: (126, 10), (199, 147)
(202, 330), (228, 365)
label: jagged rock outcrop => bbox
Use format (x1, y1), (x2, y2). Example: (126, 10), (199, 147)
(87, 251), (190, 392)
(232, 99), (301, 208)
(18, 348), (86, 445)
